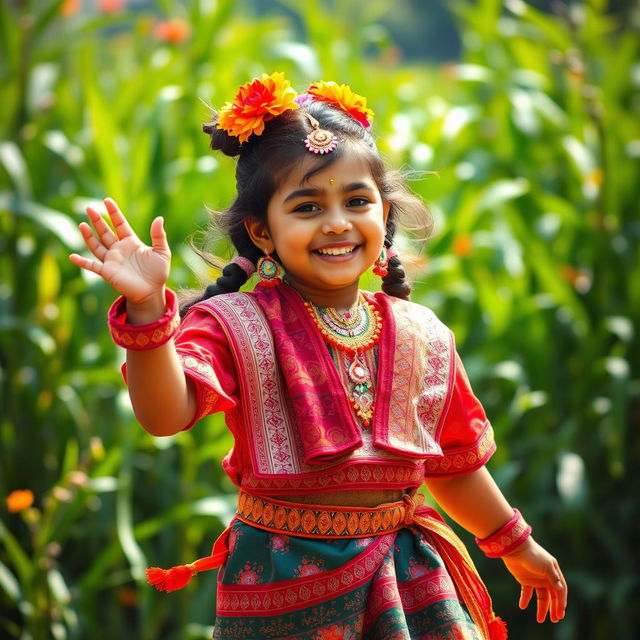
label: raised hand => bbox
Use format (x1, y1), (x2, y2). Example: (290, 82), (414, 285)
(69, 198), (171, 305)
(501, 537), (567, 623)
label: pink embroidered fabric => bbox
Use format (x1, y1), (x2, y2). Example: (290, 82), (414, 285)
(253, 284), (364, 463)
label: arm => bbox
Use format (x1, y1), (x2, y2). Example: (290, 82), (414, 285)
(425, 465), (513, 538)
(425, 466), (567, 624)
(125, 292), (197, 436)
(69, 198), (196, 436)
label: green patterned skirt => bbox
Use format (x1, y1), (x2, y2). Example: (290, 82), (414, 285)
(212, 519), (483, 640)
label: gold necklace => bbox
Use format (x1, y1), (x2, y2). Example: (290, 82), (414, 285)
(304, 294), (382, 426)
(304, 294), (381, 352)
(325, 300), (361, 331)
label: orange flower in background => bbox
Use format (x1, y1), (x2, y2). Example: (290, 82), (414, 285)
(61, 0), (81, 16)
(152, 18), (190, 44)
(96, 0), (125, 13)
(452, 234), (473, 256)
(6, 489), (34, 513)
(218, 72), (300, 144)
(307, 81), (374, 128)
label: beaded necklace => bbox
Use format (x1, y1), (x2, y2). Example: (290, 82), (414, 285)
(304, 294), (382, 427)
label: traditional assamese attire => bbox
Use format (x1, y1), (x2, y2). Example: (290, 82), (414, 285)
(119, 283), (505, 639)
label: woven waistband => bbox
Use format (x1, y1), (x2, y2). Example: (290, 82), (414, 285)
(235, 488), (424, 538)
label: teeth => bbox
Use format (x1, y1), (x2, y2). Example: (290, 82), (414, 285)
(317, 246), (355, 255)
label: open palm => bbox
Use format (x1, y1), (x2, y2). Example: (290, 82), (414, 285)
(69, 198), (171, 304)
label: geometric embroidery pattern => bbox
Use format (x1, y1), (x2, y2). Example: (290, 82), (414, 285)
(241, 461), (425, 494)
(236, 490), (407, 539)
(204, 293), (300, 475)
(109, 309), (180, 350)
(385, 299), (453, 455)
(424, 424), (495, 476)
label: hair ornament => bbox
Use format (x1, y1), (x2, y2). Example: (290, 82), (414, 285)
(217, 72), (299, 144)
(305, 81), (374, 128)
(303, 113), (339, 155)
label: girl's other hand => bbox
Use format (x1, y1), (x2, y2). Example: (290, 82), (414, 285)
(69, 198), (171, 305)
(501, 537), (567, 623)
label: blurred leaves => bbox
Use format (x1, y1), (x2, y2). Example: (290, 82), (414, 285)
(1, 0), (639, 639)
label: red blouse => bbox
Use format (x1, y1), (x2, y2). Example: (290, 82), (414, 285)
(155, 299), (496, 490)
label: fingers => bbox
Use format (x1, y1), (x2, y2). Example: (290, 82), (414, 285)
(519, 585), (533, 610)
(104, 197), (136, 240)
(523, 562), (567, 623)
(78, 221), (108, 261)
(508, 544), (567, 624)
(535, 588), (551, 623)
(533, 583), (567, 623)
(70, 219), (108, 274)
(69, 197), (131, 276)
(68, 252), (103, 276)
(86, 204), (118, 248)
(84, 198), (137, 248)
(549, 563), (568, 623)
(150, 216), (170, 257)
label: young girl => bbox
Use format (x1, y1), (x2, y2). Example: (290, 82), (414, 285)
(69, 73), (567, 639)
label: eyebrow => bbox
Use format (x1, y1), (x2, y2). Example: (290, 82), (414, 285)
(283, 182), (375, 204)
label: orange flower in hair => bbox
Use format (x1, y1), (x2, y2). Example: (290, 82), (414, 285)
(306, 81), (374, 128)
(218, 72), (299, 144)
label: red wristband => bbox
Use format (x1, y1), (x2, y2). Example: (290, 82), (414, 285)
(108, 289), (180, 351)
(475, 508), (532, 558)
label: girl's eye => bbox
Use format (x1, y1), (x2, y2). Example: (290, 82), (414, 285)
(348, 197), (371, 207)
(294, 202), (320, 213)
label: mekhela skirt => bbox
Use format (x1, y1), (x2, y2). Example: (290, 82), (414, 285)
(212, 519), (483, 640)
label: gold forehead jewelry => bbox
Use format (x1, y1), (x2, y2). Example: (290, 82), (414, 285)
(303, 114), (339, 155)
(329, 178), (336, 184)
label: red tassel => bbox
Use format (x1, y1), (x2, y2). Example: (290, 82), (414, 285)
(145, 527), (232, 594)
(489, 616), (508, 640)
(146, 564), (196, 592)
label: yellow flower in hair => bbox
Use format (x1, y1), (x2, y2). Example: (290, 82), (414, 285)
(217, 72), (299, 144)
(307, 81), (374, 128)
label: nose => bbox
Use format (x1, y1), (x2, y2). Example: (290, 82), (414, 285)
(321, 207), (352, 235)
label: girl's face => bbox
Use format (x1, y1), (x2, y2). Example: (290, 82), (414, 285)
(246, 152), (390, 308)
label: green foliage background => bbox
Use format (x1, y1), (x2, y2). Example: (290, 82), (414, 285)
(1, 0), (638, 638)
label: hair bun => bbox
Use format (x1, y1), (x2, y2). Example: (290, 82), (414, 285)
(202, 114), (243, 157)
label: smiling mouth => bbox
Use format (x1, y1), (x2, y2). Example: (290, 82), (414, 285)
(313, 245), (359, 256)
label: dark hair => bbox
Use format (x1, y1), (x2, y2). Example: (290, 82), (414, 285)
(181, 99), (431, 316)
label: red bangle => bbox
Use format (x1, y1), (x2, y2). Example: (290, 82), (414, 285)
(108, 289), (180, 351)
(475, 508), (532, 558)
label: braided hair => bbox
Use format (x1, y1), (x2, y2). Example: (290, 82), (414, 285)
(181, 100), (430, 316)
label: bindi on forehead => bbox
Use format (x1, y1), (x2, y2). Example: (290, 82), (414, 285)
(275, 153), (377, 201)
